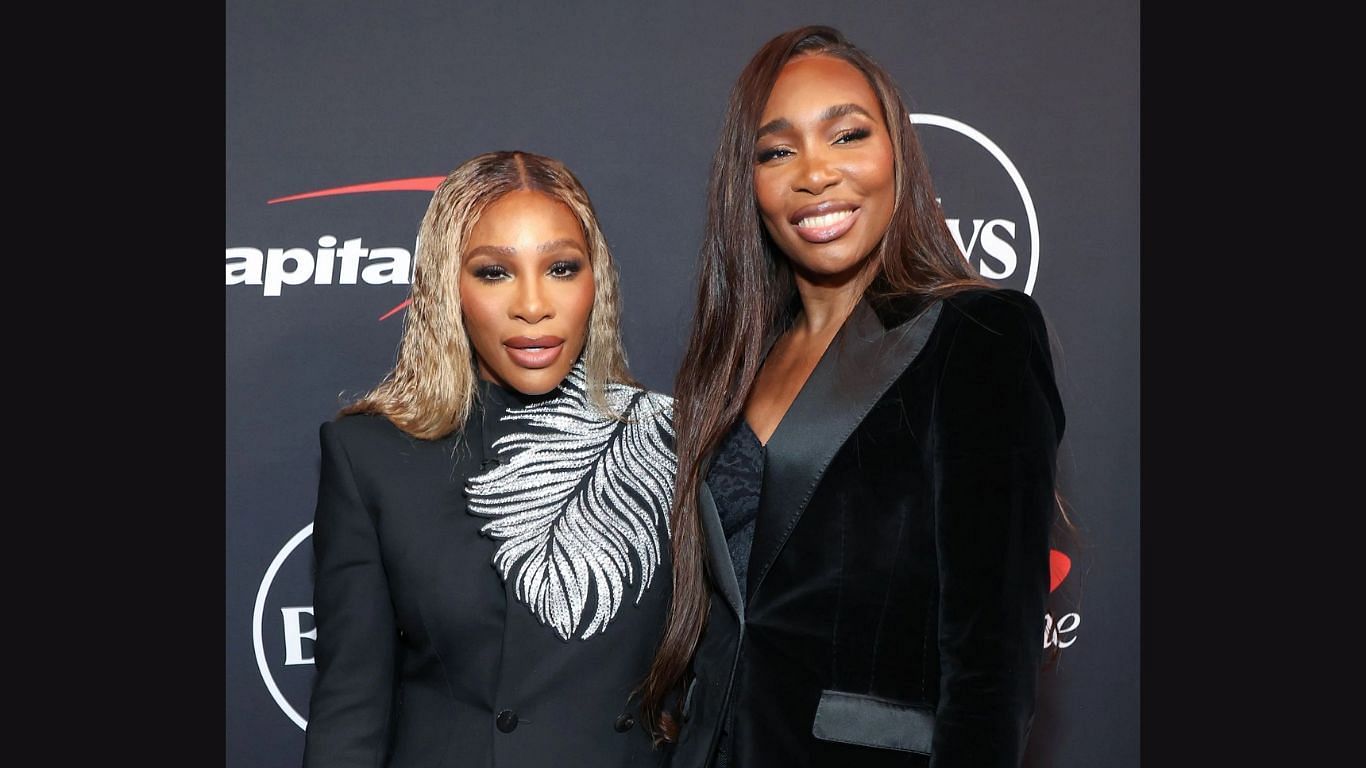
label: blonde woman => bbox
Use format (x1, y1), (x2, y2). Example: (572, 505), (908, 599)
(302, 151), (676, 768)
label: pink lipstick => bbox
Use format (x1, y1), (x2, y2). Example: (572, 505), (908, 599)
(789, 201), (861, 243)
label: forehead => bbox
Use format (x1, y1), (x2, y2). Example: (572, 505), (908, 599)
(468, 189), (586, 244)
(761, 54), (885, 123)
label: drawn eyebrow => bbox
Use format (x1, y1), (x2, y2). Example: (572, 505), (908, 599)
(756, 117), (793, 140)
(537, 238), (585, 254)
(464, 239), (585, 261)
(464, 244), (516, 260)
(756, 103), (876, 142)
(819, 103), (874, 122)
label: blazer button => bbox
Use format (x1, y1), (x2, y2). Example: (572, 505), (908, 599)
(613, 713), (635, 733)
(496, 709), (518, 733)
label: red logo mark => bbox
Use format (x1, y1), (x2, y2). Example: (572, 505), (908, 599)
(266, 176), (442, 320)
(1049, 549), (1071, 593)
(267, 177), (444, 205)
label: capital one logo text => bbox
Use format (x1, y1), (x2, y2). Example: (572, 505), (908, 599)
(227, 116), (1040, 309)
(226, 235), (418, 297)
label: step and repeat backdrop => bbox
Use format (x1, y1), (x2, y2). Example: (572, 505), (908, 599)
(227, 2), (1138, 765)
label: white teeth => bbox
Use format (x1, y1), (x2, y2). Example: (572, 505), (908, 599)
(797, 210), (853, 229)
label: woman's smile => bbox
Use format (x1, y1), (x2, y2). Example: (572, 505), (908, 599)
(789, 201), (861, 243)
(753, 54), (897, 283)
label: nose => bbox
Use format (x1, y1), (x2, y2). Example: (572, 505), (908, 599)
(511, 276), (553, 324)
(793, 146), (840, 195)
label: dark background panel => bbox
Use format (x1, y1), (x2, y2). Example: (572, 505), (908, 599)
(227, 2), (1138, 766)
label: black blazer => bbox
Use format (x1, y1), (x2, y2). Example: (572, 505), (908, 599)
(302, 381), (675, 768)
(672, 289), (1065, 768)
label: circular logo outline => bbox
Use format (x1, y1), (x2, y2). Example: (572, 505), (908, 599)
(910, 113), (1039, 294)
(253, 523), (313, 731)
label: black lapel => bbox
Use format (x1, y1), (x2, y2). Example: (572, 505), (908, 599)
(746, 298), (943, 600)
(697, 481), (744, 618)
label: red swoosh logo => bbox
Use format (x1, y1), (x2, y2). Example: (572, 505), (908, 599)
(267, 177), (445, 204)
(266, 177), (443, 320)
(378, 299), (411, 322)
(1049, 549), (1071, 593)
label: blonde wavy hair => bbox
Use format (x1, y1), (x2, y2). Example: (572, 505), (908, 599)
(340, 150), (635, 439)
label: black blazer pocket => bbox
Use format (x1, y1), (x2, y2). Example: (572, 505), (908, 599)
(811, 689), (935, 755)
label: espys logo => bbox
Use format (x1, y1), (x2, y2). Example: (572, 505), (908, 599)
(253, 524), (317, 730)
(911, 114), (1039, 295)
(254, 529), (1078, 729)
(225, 114), (1039, 323)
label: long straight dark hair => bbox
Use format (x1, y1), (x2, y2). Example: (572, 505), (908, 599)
(636, 25), (994, 742)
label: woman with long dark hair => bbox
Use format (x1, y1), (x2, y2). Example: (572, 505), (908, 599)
(639, 27), (1068, 767)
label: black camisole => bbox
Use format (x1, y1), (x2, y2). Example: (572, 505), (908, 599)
(706, 418), (765, 600)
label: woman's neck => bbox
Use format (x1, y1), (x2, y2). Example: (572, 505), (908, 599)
(789, 257), (878, 336)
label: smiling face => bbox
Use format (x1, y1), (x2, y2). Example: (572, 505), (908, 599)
(753, 54), (897, 285)
(458, 189), (595, 395)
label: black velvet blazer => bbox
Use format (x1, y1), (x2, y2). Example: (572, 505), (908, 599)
(302, 379), (676, 768)
(671, 288), (1065, 768)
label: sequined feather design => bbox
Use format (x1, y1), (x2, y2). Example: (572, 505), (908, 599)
(466, 363), (676, 641)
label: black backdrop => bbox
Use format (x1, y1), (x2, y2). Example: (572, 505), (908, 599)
(226, 2), (1138, 765)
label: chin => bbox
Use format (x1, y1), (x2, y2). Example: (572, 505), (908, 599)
(792, 249), (873, 279)
(504, 368), (570, 396)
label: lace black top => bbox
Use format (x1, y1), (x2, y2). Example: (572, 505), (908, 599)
(706, 418), (766, 600)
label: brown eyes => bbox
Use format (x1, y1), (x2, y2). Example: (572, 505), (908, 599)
(834, 128), (871, 144)
(471, 260), (583, 283)
(547, 260), (583, 279)
(755, 128), (873, 164)
(757, 147), (792, 163)
(473, 264), (509, 281)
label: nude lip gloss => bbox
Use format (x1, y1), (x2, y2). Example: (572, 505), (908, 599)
(503, 336), (565, 369)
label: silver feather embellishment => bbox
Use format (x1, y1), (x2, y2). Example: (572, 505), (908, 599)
(466, 363), (675, 641)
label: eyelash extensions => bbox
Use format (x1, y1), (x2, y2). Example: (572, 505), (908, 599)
(472, 259), (583, 282)
(755, 127), (873, 164)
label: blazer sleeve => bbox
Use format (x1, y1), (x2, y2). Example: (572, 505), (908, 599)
(302, 420), (399, 768)
(928, 291), (1065, 768)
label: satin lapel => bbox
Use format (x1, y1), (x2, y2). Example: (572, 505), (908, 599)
(697, 480), (743, 618)
(746, 298), (943, 601)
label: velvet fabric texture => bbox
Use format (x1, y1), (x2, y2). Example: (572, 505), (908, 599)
(670, 288), (1065, 768)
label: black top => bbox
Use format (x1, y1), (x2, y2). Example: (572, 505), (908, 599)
(670, 290), (1066, 768)
(706, 418), (765, 602)
(304, 364), (678, 768)
(474, 377), (561, 467)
